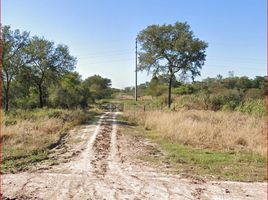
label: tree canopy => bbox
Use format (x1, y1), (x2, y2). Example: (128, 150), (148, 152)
(2, 26), (114, 111)
(2, 26), (30, 111)
(137, 21), (208, 107)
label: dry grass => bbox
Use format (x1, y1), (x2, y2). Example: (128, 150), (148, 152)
(124, 109), (266, 155)
(3, 118), (64, 159)
(3, 109), (98, 172)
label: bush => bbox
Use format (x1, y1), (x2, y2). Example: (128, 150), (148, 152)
(236, 99), (266, 117)
(209, 95), (224, 111)
(222, 91), (241, 110)
(173, 85), (195, 95)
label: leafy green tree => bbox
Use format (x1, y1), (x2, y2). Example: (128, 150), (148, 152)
(26, 37), (76, 108)
(83, 75), (112, 101)
(237, 76), (252, 90)
(49, 72), (89, 108)
(173, 84), (194, 95)
(222, 77), (238, 89)
(2, 26), (30, 111)
(147, 76), (167, 97)
(253, 76), (266, 88)
(252, 76), (266, 96)
(11, 67), (38, 109)
(137, 22), (208, 108)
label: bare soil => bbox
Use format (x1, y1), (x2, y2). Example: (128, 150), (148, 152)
(3, 112), (266, 200)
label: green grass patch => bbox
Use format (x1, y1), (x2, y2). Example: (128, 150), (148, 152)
(3, 151), (48, 173)
(157, 137), (266, 182)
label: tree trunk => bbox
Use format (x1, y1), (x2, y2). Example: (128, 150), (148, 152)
(5, 88), (9, 112)
(4, 81), (10, 112)
(168, 76), (172, 108)
(38, 84), (44, 108)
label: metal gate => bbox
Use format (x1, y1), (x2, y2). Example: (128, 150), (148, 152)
(99, 103), (124, 112)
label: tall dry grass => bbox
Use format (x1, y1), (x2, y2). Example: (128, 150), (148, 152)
(3, 109), (97, 171)
(3, 118), (65, 158)
(124, 110), (266, 155)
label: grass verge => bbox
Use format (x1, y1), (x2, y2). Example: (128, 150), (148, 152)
(121, 113), (266, 182)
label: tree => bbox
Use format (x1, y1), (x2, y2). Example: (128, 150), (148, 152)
(237, 76), (252, 90)
(173, 84), (194, 95)
(222, 77), (238, 89)
(137, 22), (208, 108)
(83, 75), (112, 101)
(49, 72), (90, 108)
(2, 26), (30, 111)
(147, 76), (167, 97)
(26, 37), (76, 108)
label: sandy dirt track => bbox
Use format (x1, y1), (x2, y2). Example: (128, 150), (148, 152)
(3, 112), (266, 200)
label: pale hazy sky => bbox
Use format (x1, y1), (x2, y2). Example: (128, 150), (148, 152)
(3, 0), (266, 88)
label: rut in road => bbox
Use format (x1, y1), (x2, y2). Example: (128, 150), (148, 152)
(3, 112), (267, 200)
(91, 114), (113, 176)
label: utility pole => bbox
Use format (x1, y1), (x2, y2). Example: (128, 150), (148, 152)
(0, 0), (3, 197)
(135, 37), (138, 101)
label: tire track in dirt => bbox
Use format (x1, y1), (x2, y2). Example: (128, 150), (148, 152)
(107, 113), (196, 200)
(69, 112), (108, 173)
(91, 114), (113, 177)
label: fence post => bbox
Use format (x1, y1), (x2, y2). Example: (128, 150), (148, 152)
(143, 105), (146, 112)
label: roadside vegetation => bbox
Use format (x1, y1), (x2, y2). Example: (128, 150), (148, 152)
(118, 22), (266, 181)
(124, 109), (266, 155)
(122, 74), (266, 117)
(2, 26), (112, 173)
(3, 109), (99, 173)
(3, 26), (117, 112)
(122, 110), (266, 181)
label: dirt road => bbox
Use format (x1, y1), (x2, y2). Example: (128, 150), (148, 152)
(3, 112), (266, 200)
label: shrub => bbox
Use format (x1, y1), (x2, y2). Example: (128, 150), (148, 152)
(209, 95), (224, 111)
(236, 99), (266, 117)
(173, 85), (195, 95)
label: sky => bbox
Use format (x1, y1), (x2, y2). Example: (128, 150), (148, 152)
(3, 0), (266, 88)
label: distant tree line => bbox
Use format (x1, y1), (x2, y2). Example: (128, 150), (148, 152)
(2, 26), (113, 111)
(122, 74), (266, 114)
(124, 74), (266, 99)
